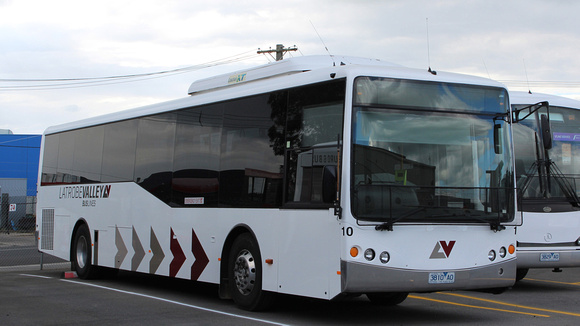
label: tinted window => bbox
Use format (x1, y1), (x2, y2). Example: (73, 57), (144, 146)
(134, 113), (176, 204)
(72, 125), (104, 183)
(41, 134), (59, 185)
(101, 120), (138, 182)
(220, 93), (284, 207)
(172, 104), (223, 207)
(285, 80), (345, 205)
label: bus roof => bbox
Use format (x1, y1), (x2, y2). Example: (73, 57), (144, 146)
(44, 55), (506, 135)
(510, 91), (580, 109)
(187, 55), (401, 95)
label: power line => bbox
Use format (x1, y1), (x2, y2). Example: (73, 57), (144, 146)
(0, 50), (258, 91)
(499, 80), (580, 90)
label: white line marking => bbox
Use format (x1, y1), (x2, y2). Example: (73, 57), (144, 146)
(20, 273), (53, 279)
(61, 279), (290, 326)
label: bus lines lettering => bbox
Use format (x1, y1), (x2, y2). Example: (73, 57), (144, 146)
(59, 185), (112, 199)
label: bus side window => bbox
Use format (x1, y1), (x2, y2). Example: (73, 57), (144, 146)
(284, 80), (345, 207)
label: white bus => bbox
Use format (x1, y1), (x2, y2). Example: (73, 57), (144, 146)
(37, 56), (517, 310)
(510, 91), (580, 280)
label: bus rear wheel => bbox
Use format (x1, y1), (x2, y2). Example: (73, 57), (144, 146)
(228, 233), (273, 311)
(72, 224), (98, 279)
(366, 292), (409, 306)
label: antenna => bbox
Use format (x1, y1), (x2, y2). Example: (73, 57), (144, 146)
(523, 58), (532, 94)
(482, 58), (491, 79)
(310, 20), (335, 66)
(426, 18), (436, 75)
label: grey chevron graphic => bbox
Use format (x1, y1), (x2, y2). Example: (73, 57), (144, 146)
(149, 227), (165, 274)
(132, 226), (145, 271)
(115, 226), (128, 268)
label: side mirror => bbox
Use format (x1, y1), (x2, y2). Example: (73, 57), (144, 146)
(540, 114), (552, 150)
(493, 124), (503, 154)
(322, 165), (337, 203)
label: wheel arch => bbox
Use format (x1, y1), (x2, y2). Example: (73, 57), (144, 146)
(218, 224), (258, 300)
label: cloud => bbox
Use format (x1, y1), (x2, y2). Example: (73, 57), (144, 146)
(1, 0), (580, 133)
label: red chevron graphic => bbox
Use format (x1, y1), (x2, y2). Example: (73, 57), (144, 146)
(440, 240), (456, 257)
(191, 228), (210, 280)
(170, 228), (185, 277)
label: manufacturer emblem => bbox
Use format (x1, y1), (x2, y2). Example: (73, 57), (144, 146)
(430, 240), (456, 259)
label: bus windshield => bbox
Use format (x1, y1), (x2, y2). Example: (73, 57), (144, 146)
(513, 105), (580, 211)
(351, 77), (513, 227)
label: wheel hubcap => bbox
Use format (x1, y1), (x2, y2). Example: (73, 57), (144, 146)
(233, 249), (256, 295)
(76, 235), (88, 269)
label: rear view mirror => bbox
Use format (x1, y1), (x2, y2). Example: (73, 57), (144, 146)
(540, 114), (552, 150)
(322, 165), (337, 203)
(493, 124), (502, 154)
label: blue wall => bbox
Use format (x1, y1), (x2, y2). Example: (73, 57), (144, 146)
(0, 134), (41, 196)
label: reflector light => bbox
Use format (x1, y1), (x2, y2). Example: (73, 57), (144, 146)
(508, 244), (515, 254)
(350, 247), (359, 257)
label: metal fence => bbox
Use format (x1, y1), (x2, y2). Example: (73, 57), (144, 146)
(0, 197), (68, 271)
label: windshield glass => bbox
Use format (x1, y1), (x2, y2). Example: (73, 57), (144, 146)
(513, 105), (580, 211)
(351, 77), (513, 225)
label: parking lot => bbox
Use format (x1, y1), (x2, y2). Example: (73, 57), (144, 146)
(0, 264), (578, 325)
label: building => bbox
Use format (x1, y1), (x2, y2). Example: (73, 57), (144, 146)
(0, 131), (41, 231)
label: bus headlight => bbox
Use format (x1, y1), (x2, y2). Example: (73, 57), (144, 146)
(379, 251), (390, 264)
(499, 247), (507, 258)
(364, 248), (375, 261)
(488, 250), (496, 261)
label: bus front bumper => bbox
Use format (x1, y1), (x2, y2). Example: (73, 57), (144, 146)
(340, 258), (516, 293)
(517, 248), (580, 268)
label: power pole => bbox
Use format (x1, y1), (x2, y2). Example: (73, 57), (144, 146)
(257, 44), (298, 61)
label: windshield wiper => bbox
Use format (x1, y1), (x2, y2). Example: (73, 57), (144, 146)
(375, 207), (426, 231)
(425, 209), (506, 231)
(547, 160), (580, 207)
(374, 207), (506, 231)
(521, 158), (580, 207)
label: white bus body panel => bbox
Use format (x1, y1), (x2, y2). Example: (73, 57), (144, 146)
(340, 223), (516, 292)
(38, 182), (342, 299)
(516, 211), (580, 268)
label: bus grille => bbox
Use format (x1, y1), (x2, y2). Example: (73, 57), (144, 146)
(41, 209), (55, 250)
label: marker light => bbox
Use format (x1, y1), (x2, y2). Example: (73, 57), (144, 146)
(364, 248), (375, 261)
(488, 250), (496, 261)
(499, 247), (507, 258)
(350, 247), (359, 258)
(508, 244), (516, 254)
(379, 251), (390, 264)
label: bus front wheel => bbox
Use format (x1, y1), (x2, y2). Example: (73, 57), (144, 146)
(366, 292), (409, 306)
(72, 224), (98, 279)
(228, 233), (273, 311)
(516, 268), (529, 282)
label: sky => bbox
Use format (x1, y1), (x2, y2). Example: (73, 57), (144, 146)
(1, 0), (580, 134)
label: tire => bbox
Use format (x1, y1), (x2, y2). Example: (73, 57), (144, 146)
(516, 268), (529, 282)
(366, 292), (409, 306)
(228, 233), (273, 311)
(72, 224), (98, 279)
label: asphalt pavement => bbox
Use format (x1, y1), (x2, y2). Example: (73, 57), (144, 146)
(0, 265), (579, 325)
